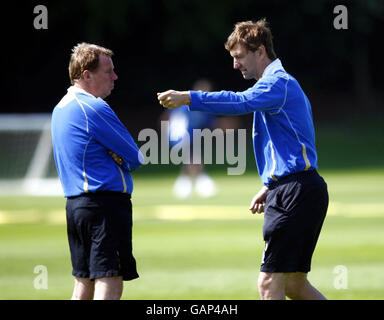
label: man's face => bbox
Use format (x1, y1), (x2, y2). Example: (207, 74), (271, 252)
(88, 54), (118, 99)
(230, 43), (260, 80)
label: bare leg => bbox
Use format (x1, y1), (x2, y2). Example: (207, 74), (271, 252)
(184, 163), (204, 178)
(93, 276), (123, 300)
(285, 272), (327, 300)
(72, 277), (94, 300)
(258, 272), (286, 300)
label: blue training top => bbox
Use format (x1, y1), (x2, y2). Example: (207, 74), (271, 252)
(51, 86), (144, 197)
(189, 59), (317, 187)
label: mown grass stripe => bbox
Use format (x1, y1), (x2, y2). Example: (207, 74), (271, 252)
(0, 201), (383, 224)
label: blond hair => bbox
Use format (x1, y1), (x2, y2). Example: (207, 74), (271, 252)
(225, 19), (277, 60)
(68, 42), (113, 85)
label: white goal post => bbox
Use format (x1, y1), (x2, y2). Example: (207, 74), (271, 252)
(0, 113), (62, 196)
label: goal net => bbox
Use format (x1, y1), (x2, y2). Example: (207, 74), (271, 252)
(0, 114), (62, 196)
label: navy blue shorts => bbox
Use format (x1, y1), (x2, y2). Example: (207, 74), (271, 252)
(261, 170), (328, 273)
(66, 192), (139, 281)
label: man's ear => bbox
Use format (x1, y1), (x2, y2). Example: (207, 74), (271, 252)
(82, 70), (92, 81)
(258, 45), (266, 58)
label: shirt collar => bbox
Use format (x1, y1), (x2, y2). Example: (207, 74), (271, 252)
(67, 85), (96, 99)
(262, 58), (285, 77)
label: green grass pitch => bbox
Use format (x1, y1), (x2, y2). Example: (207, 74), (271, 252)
(0, 168), (383, 300)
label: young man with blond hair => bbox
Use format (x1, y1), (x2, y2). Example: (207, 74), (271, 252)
(158, 19), (329, 300)
(52, 43), (143, 300)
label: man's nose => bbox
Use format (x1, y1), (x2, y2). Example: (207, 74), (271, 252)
(112, 71), (118, 80)
(233, 60), (240, 69)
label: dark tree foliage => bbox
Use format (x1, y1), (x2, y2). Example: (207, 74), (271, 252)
(1, 0), (383, 130)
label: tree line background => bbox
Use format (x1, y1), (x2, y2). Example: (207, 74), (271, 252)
(2, 0), (383, 139)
